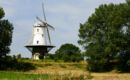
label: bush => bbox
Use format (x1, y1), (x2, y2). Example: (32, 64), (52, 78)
(54, 43), (83, 62)
(0, 56), (35, 71)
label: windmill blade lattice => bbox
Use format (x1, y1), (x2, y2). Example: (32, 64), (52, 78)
(36, 16), (55, 30)
(36, 16), (43, 23)
(27, 28), (34, 45)
(35, 1), (55, 45)
(42, 2), (52, 45)
(42, 2), (47, 22)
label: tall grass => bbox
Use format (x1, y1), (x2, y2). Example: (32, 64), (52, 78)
(0, 71), (93, 80)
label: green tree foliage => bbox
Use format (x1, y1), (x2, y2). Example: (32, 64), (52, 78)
(17, 54), (22, 60)
(78, 0), (130, 72)
(0, 7), (35, 71)
(39, 54), (44, 59)
(0, 7), (13, 58)
(0, 55), (35, 71)
(55, 43), (83, 62)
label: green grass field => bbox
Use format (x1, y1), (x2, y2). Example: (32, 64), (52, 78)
(0, 71), (50, 80)
(0, 60), (130, 80)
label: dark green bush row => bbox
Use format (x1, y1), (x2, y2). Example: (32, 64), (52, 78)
(0, 56), (35, 71)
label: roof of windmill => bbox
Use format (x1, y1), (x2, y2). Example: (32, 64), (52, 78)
(33, 22), (44, 27)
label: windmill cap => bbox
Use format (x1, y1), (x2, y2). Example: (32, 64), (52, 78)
(33, 22), (44, 27)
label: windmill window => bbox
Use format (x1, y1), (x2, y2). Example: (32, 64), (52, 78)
(37, 41), (39, 44)
(42, 34), (44, 37)
(37, 29), (39, 32)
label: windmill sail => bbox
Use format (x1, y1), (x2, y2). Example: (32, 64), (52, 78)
(27, 28), (34, 45)
(35, 1), (55, 45)
(42, 2), (47, 21)
(42, 2), (52, 45)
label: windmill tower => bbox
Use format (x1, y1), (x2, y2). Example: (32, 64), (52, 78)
(25, 2), (55, 60)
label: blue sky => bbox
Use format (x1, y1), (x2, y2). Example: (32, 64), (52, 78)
(0, 0), (126, 58)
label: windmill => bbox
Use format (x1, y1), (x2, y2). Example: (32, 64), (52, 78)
(25, 2), (55, 60)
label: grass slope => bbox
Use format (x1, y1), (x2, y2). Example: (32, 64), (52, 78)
(0, 60), (130, 80)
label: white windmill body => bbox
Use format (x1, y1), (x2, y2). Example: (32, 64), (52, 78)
(25, 2), (55, 60)
(33, 22), (46, 45)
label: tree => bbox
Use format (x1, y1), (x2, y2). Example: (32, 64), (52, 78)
(0, 7), (13, 58)
(55, 43), (83, 62)
(17, 54), (21, 60)
(78, 0), (130, 72)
